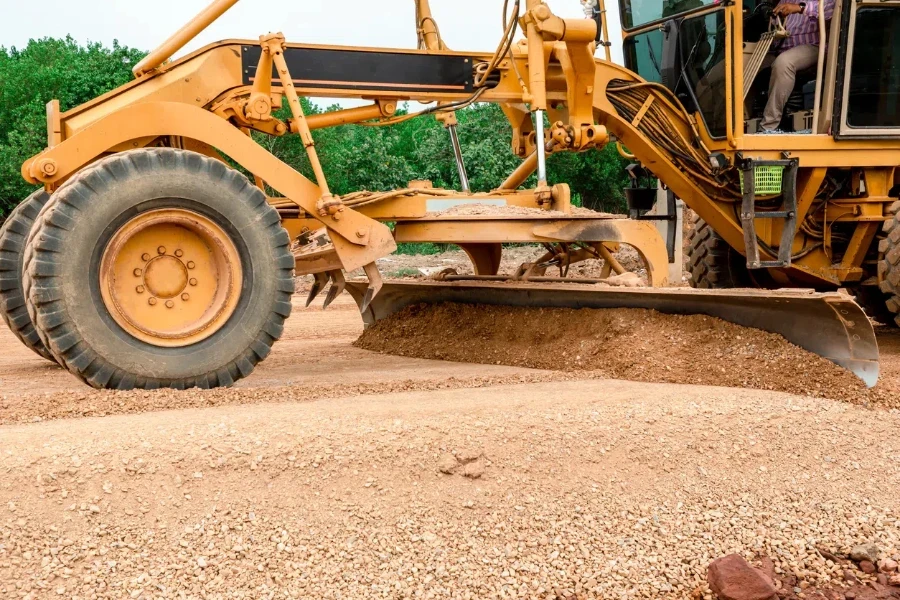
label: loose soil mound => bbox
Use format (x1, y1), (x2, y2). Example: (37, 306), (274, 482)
(355, 303), (874, 402)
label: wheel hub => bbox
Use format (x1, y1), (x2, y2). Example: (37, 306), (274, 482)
(99, 209), (242, 347)
(143, 254), (189, 299)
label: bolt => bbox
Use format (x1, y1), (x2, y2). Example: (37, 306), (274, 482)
(356, 230), (366, 239)
(189, 278), (198, 286)
(141, 253), (151, 262)
(175, 249), (184, 258)
(187, 261), (196, 270)
(165, 300), (175, 309)
(148, 298), (158, 306)
(38, 159), (58, 177)
(181, 293), (190, 301)
(136, 286), (145, 294)
(133, 268), (142, 277)
(157, 246), (166, 255)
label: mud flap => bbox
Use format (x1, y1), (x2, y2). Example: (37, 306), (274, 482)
(345, 281), (880, 388)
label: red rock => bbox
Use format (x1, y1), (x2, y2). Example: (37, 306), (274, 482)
(708, 554), (778, 600)
(758, 556), (776, 587)
(861, 560), (877, 574)
(889, 574), (900, 587)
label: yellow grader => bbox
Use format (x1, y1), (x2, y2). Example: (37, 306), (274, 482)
(0, 0), (888, 389)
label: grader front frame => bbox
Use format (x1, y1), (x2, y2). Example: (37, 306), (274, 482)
(3, 0), (880, 390)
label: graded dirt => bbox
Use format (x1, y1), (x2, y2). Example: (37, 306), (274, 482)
(355, 302), (896, 408)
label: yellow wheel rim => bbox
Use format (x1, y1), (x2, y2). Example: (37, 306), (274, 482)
(99, 209), (242, 347)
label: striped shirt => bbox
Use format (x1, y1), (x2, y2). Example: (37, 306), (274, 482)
(777, 0), (835, 51)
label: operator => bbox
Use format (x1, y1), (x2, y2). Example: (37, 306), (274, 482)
(761, 0), (834, 131)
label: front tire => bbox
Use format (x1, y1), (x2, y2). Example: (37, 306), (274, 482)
(23, 149), (294, 390)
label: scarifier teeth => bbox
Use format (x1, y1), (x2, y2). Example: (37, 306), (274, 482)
(323, 270), (346, 309)
(306, 273), (329, 307)
(360, 288), (377, 314)
(323, 285), (341, 309)
(360, 262), (384, 314)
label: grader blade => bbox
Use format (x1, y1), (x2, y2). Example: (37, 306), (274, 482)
(344, 281), (880, 388)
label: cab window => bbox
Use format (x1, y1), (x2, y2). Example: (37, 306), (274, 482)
(621, 0), (721, 30)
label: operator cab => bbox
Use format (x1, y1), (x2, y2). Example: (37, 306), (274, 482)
(620, 0), (900, 139)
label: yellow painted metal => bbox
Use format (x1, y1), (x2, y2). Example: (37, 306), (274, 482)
(394, 216), (670, 287)
(20, 0), (900, 293)
(132, 0), (241, 76)
(99, 209), (242, 347)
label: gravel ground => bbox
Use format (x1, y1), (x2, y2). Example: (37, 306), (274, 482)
(1, 298), (900, 599)
(1, 381), (898, 600)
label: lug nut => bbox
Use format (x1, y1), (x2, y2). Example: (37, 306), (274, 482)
(136, 286), (145, 294)
(187, 261), (196, 270)
(141, 253), (151, 262)
(148, 298), (158, 306)
(133, 268), (142, 277)
(157, 246), (166, 255)
(181, 293), (190, 301)
(189, 278), (198, 286)
(165, 300), (175, 309)
(175, 249), (184, 258)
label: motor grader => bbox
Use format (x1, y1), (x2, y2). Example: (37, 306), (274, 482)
(0, 0), (886, 390)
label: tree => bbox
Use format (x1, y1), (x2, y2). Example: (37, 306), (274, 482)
(0, 37), (146, 215)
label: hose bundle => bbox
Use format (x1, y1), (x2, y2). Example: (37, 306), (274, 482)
(606, 79), (741, 201)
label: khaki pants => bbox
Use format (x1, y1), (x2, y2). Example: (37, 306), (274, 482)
(695, 43), (819, 133)
(762, 44), (819, 130)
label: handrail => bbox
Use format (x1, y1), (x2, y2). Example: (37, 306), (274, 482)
(132, 0), (242, 77)
(812, 3), (826, 132)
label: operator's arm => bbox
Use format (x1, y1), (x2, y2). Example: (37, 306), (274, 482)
(802, 0), (835, 21)
(772, 0), (835, 20)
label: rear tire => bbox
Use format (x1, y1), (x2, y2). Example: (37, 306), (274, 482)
(854, 286), (897, 326)
(877, 200), (900, 326)
(0, 189), (57, 361)
(23, 149), (294, 390)
(686, 214), (751, 288)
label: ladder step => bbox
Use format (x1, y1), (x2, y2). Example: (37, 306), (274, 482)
(740, 158), (799, 269)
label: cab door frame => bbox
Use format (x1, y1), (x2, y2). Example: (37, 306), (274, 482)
(832, 0), (900, 139)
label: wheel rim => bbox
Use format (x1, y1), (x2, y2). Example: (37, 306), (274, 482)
(99, 208), (242, 347)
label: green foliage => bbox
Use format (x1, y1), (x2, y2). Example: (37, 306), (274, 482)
(395, 242), (448, 255)
(0, 37), (146, 215)
(0, 38), (630, 222)
(260, 102), (631, 214)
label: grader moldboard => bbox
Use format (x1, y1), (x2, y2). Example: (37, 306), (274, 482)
(0, 0), (886, 390)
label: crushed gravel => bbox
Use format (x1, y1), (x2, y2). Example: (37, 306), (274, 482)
(1, 380), (898, 600)
(355, 302), (900, 409)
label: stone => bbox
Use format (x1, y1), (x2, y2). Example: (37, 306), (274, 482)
(437, 454), (458, 475)
(757, 557), (776, 587)
(877, 559), (898, 573)
(707, 554), (777, 600)
(888, 574), (900, 587)
(462, 459), (485, 479)
(851, 544), (881, 564)
(860, 561), (876, 575)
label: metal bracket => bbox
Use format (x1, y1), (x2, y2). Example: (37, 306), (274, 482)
(740, 158), (799, 269)
(628, 189), (678, 264)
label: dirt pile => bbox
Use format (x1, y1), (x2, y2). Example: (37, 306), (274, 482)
(355, 303), (884, 405)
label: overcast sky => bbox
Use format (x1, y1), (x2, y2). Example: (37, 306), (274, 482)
(2, 0), (624, 64)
